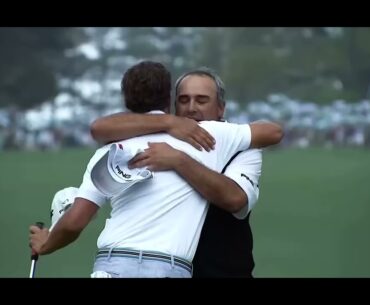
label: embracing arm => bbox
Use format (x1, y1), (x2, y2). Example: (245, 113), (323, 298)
(90, 112), (215, 151)
(90, 112), (172, 144)
(174, 152), (247, 213)
(129, 143), (247, 213)
(29, 198), (99, 255)
(249, 121), (284, 148)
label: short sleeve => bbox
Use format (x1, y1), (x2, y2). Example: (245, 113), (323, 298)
(223, 149), (262, 219)
(76, 146), (110, 208)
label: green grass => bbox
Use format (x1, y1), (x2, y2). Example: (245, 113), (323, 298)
(0, 148), (111, 278)
(0, 147), (369, 277)
(252, 148), (370, 277)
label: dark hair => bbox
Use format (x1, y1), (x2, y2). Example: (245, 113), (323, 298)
(121, 61), (171, 113)
(175, 67), (226, 106)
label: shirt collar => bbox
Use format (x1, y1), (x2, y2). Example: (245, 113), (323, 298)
(146, 110), (166, 114)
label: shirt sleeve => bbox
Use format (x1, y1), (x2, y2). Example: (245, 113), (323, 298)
(199, 121), (252, 171)
(223, 149), (262, 219)
(76, 146), (110, 208)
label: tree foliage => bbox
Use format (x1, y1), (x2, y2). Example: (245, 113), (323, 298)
(192, 27), (370, 104)
(0, 27), (86, 109)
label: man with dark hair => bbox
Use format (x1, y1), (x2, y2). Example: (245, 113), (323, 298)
(30, 61), (282, 277)
(122, 61), (171, 113)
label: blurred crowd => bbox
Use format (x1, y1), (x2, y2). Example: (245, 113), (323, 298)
(1, 95), (370, 151)
(225, 95), (370, 149)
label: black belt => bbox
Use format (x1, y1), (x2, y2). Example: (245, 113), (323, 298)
(96, 248), (192, 273)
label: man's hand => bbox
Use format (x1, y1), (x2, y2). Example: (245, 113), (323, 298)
(167, 116), (215, 151)
(128, 142), (184, 171)
(29, 225), (50, 255)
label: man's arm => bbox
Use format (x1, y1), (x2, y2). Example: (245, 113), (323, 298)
(249, 121), (284, 148)
(175, 152), (247, 213)
(91, 112), (283, 150)
(29, 198), (99, 255)
(128, 142), (247, 213)
(224, 149), (262, 219)
(90, 112), (215, 151)
(29, 145), (108, 256)
(129, 121), (276, 213)
(90, 112), (171, 143)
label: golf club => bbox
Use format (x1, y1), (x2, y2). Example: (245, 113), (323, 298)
(29, 221), (44, 278)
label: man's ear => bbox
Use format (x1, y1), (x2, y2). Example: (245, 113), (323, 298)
(218, 103), (225, 120)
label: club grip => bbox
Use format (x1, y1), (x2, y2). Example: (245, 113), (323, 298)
(31, 222), (45, 260)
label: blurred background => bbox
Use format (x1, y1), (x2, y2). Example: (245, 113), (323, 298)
(0, 27), (369, 277)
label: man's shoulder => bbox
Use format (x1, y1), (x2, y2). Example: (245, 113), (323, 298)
(231, 148), (263, 161)
(88, 144), (111, 165)
(94, 143), (111, 155)
(199, 120), (236, 127)
(199, 120), (248, 134)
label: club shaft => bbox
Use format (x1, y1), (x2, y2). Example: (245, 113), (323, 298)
(29, 260), (36, 278)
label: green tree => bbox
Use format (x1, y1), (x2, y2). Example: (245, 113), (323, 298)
(0, 27), (87, 149)
(0, 27), (86, 109)
(193, 27), (370, 104)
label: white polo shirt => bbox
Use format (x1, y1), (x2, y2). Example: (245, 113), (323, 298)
(77, 116), (252, 262)
(226, 148), (262, 220)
